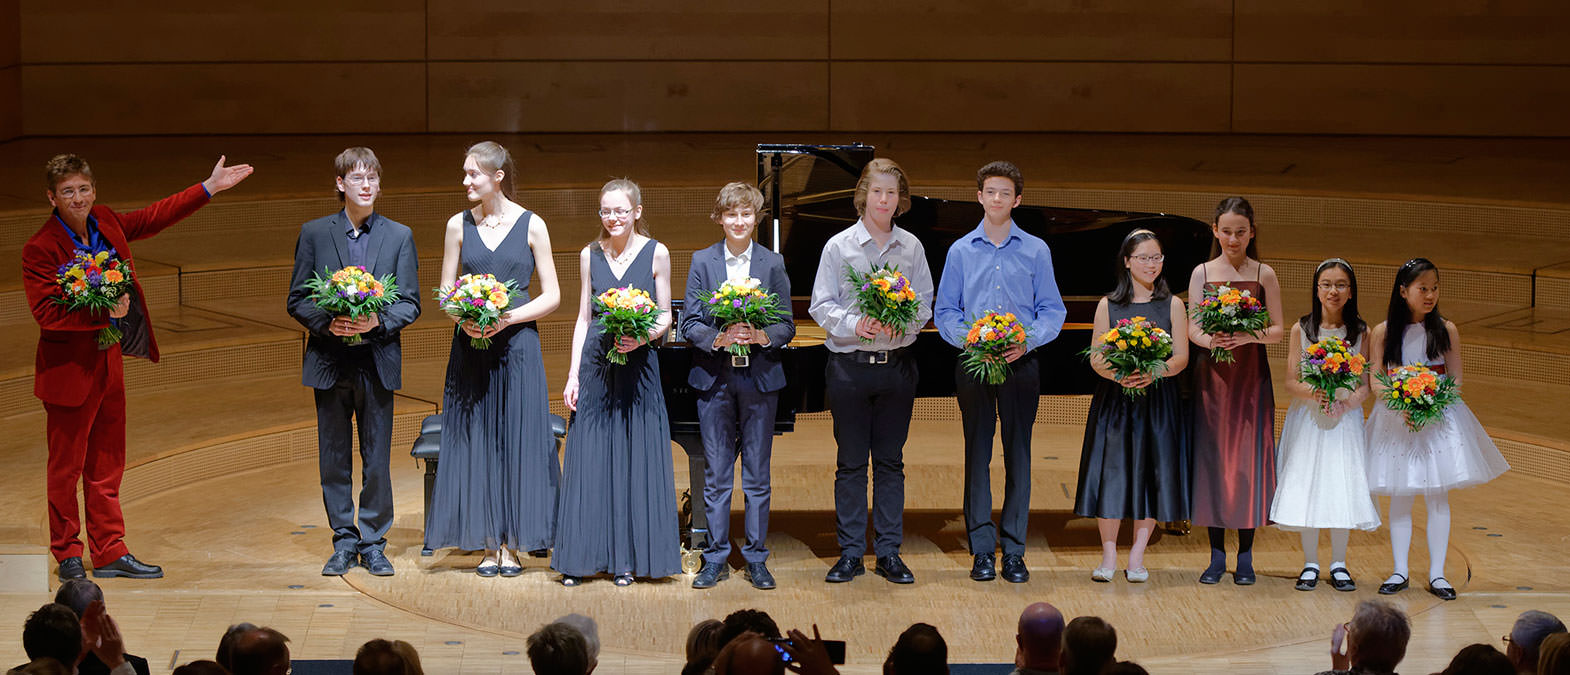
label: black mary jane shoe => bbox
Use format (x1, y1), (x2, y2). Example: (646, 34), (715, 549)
(1378, 573), (1409, 595)
(1294, 566), (1319, 591)
(1198, 562), (1225, 585)
(1426, 577), (1457, 601)
(1328, 567), (1356, 592)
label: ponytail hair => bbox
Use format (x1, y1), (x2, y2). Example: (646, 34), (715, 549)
(466, 141), (516, 200)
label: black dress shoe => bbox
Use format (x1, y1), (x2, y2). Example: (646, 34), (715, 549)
(969, 553), (996, 582)
(824, 555), (865, 583)
(745, 562), (776, 590)
(1294, 566), (1319, 591)
(361, 550), (395, 577)
(1328, 567), (1356, 592)
(321, 550), (358, 576)
(1427, 577), (1457, 600)
(1000, 554), (1029, 583)
(58, 557), (85, 581)
(1198, 562), (1225, 585)
(875, 554), (915, 584)
(1378, 574), (1409, 595)
(692, 561), (729, 589)
(92, 554), (163, 579)
(527, 548), (550, 558)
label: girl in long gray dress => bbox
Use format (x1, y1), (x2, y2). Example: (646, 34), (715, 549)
(553, 178), (681, 586)
(424, 141), (563, 577)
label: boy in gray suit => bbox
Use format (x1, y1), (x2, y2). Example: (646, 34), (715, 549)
(286, 148), (421, 576)
(680, 182), (795, 589)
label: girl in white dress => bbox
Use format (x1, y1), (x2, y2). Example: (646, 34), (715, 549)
(1367, 258), (1509, 600)
(1269, 259), (1380, 592)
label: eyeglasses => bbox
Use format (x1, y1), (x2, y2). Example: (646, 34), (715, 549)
(1317, 282), (1352, 292)
(344, 174), (380, 186)
(1128, 255), (1164, 264)
(55, 185), (94, 199)
(1503, 634), (1514, 645)
(598, 207), (633, 219)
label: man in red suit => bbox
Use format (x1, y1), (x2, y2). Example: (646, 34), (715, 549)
(22, 154), (254, 580)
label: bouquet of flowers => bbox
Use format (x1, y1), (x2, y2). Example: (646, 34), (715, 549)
(1375, 364), (1461, 432)
(962, 311), (1028, 385)
(846, 264), (921, 342)
(1299, 336), (1367, 414)
(1190, 284), (1271, 363)
(1085, 316), (1173, 397)
(301, 265), (399, 345)
(55, 248), (136, 347)
(435, 273), (518, 349)
(594, 286), (662, 365)
(705, 276), (787, 362)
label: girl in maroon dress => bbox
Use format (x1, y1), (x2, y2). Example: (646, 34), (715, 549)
(1186, 197), (1284, 585)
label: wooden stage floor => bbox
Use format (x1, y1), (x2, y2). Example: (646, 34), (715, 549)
(3, 132), (1570, 673)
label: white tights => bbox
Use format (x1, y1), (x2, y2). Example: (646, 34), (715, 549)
(1387, 492), (1452, 583)
(1299, 528), (1350, 568)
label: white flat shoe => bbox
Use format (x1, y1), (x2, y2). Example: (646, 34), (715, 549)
(1091, 567), (1115, 582)
(1125, 568), (1150, 583)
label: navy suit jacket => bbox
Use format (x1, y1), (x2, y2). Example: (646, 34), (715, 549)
(680, 242), (794, 393)
(285, 211), (421, 391)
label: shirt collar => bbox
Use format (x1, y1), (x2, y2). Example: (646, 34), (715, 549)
(343, 210), (375, 237)
(852, 218), (903, 248)
(723, 241), (753, 264)
(54, 211), (102, 248)
(968, 220), (1020, 247)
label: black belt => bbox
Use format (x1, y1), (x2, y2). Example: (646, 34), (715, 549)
(832, 347), (909, 365)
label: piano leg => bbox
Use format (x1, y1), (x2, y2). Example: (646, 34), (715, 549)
(671, 432), (710, 552)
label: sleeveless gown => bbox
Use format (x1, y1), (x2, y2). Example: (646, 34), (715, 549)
(552, 239), (681, 578)
(1074, 298), (1190, 522)
(425, 210), (560, 552)
(1191, 273), (1277, 530)
(1365, 324), (1509, 495)
(1268, 325), (1380, 531)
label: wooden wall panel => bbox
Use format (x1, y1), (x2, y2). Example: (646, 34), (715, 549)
(829, 62), (1231, 132)
(19, 1), (426, 63)
(1234, 64), (1570, 136)
(1235, 1), (1570, 65)
(1, 0), (17, 68)
(427, 2), (828, 60)
(830, 0), (1232, 61)
(0, 67), (18, 142)
(428, 61), (828, 133)
(21, 64), (427, 135)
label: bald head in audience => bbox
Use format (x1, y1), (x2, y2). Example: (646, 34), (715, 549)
(228, 627), (290, 675)
(713, 633), (787, 675)
(1014, 602), (1066, 674)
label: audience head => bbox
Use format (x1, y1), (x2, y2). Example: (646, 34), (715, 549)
(720, 609), (783, 646)
(1510, 611), (1567, 673)
(683, 619), (726, 675)
(1540, 633), (1570, 675)
(1060, 616), (1117, 675)
(22, 603), (81, 669)
(354, 638), (420, 675)
(712, 632), (786, 675)
(1439, 643), (1514, 675)
(52, 579), (104, 618)
(228, 627), (291, 675)
(1015, 602), (1066, 671)
(172, 661), (231, 675)
(1106, 662), (1149, 675)
(1346, 600), (1410, 673)
(216, 622), (259, 670)
(526, 622), (591, 675)
(884, 622), (948, 675)
(556, 614), (600, 666)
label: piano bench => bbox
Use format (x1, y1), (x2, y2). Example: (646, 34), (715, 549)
(411, 412), (567, 555)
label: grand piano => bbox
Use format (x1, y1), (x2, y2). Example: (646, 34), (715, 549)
(659, 144), (1211, 565)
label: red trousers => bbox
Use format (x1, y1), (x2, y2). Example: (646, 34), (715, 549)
(43, 346), (129, 564)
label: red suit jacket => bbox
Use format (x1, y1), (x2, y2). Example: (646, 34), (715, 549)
(22, 184), (210, 407)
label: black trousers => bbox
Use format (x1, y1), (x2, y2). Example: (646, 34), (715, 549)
(827, 350), (917, 558)
(312, 349), (395, 555)
(697, 368), (779, 564)
(957, 351), (1041, 557)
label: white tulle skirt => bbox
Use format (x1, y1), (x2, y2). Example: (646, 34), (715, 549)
(1365, 399), (1509, 496)
(1270, 400), (1381, 531)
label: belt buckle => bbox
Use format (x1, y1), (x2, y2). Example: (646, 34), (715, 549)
(730, 354), (750, 368)
(871, 350), (889, 364)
